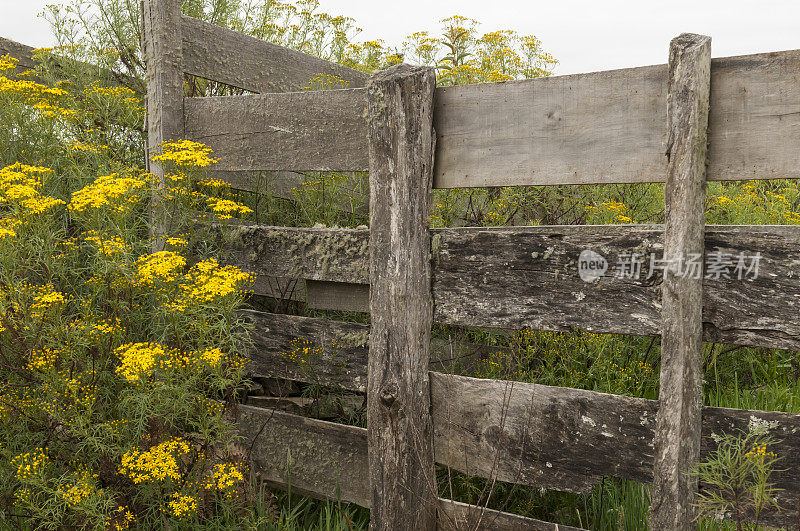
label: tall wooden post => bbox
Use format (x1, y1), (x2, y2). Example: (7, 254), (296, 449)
(650, 33), (711, 530)
(366, 64), (438, 530)
(141, 0), (184, 248)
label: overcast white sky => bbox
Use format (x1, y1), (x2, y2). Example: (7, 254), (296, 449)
(1, 0), (797, 75)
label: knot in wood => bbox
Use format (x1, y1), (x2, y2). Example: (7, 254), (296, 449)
(379, 381), (399, 408)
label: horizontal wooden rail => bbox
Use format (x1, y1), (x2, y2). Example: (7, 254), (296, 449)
(0, 36), (38, 72)
(223, 224), (800, 351)
(238, 405), (586, 530)
(184, 89), (367, 171)
(237, 375), (800, 528)
(243, 311), (493, 391)
(185, 49), (800, 185)
(181, 15), (368, 93)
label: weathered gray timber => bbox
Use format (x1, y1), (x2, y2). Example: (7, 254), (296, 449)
(223, 224), (800, 351)
(237, 404), (588, 530)
(183, 89), (368, 172)
(650, 33), (711, 530)
(366, 64), (438, 530)
(241, 311), (498, 391)
(180, 49), (800, 185)
(0, 37), (37, 72)
(243, 311), (370, 391)
(237, 374), (800, 528)
(433, 49), (800, 187)
(181, 15), (368, 93)
(142, 0), (184, 246)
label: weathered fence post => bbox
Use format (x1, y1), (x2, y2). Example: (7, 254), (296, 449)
(650, 33), (711, 530)
(366, 64), (438, 530)
(141, 0), (184, 248)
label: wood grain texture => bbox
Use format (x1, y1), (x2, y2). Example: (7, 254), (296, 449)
(650, 33), (711, 530)
(433, 49), (800, 187)
(181, 48), (800, 183)
(236, 376), (800, 527)
(237, 405), (584, 529)
(431, 374), (800, 528)
(142, 0), (184, 246)
(142, 0), (184, 157)
(366, 64), (438, 530)
(181, 15), (368, 93)
(0, 36), (37, 72)
(183, 89), (368, 172)
(241, 310), (501, 391)
(223, 224), (800, 350)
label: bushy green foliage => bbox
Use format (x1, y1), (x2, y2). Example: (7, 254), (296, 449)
(0, 55), (266, 528)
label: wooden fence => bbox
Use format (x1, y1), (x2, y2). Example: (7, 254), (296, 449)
(141, 0), (800, 528)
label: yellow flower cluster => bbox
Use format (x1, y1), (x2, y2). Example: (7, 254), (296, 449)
(168, 259), (252, 309)
(84, 232), (129, 258)
(284, 337), (324, 366)
(70, 140), (106, 154)
(57, 471), (98, 507)
(158, 347), (227, 371)
(198, 347), (225, 367)
(0, 54), (18, 71)
(11, 449), (48, 480)
(119, 438), (190, 484)
(108, 506), (136, 530)
(0, 163), (64, 216)
(204, 463), (244, 496)
(165, 236), (188, 249)
(135, 251), (186, 286)
(166, 492), (197, 519)
(745, 442), (777, 460)
(30, 285), (67, 320)
(586, 200), (634, 224)
(114, 342), (168, 382)
(152, 140), (218, 168)
(69, 171), (147, 213)
(28, 347), (60, 371)
(85, 83), (142, 112)
(0, 68), (74, 119)
(206, 197), (253, 220)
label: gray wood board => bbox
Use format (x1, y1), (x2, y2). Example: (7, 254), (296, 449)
(182, 49), (800, 185)
(183, 89), (368, 171)
(235, 376), (800, 527)
(650, 33), (711, 530)
(181, 15), (368, 93)
(221, 224), (800, 351)
(242, 310), (496, 391)
(434, 49), (800, 187)
(236, 404), (586, 530)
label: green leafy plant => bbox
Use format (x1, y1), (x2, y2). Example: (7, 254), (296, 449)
(691, 426), (783, 530)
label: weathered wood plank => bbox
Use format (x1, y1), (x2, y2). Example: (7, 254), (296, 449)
(183, 89), (368, 172)
(0, 36), (37, 72)
(434, 48), (800, 187)
(650, 33), (711, 530)
(431, 374), (800, 528)
(237, 376), (800, 527)
(181, 49), (800, 182)
(243, 311), (370, 392)
(224, 224), (800, 351)
(366, 64), (438, 530)
(181, 15), (368, 93)
(237, 405), (583, 529)
(142, 0), (184, 247)
(438, 500), (586, 531)
(241, 311), (499, 391)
